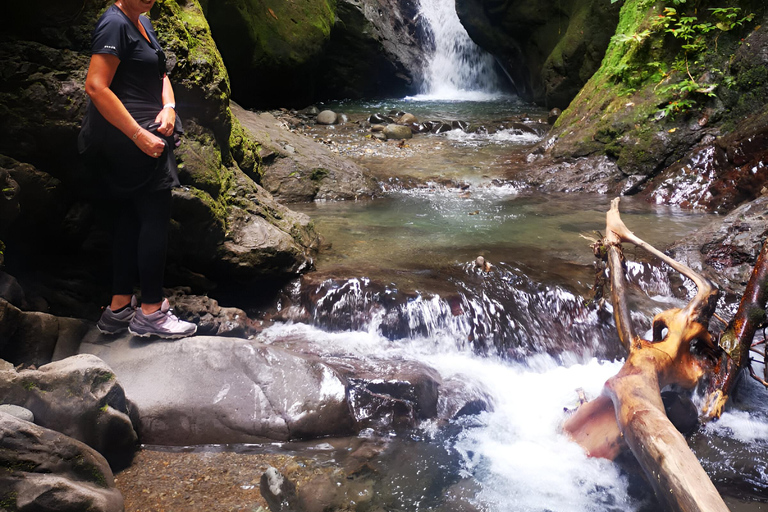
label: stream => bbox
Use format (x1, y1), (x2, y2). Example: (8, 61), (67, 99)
(134, 0), (767, 509)
(260, 96), (767, 511)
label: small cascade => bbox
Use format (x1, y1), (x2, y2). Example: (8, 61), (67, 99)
(416, 0), (506, 100)
(276, 262), (638, 360)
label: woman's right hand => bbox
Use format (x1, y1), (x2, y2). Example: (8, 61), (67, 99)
(134, 127), (166, 158)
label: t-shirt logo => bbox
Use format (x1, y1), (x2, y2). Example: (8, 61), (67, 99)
(104, 45), (117, 50)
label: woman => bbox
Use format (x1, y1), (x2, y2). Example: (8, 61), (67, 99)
(85, 0), (196, 339)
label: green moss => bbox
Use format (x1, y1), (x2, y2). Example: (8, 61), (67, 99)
(0, 490), (18, 511)
(553, 0), (763, 174)
(227, 114), (262, 180)
(72, 454), (108, 488)
(309, 168), (329, 181)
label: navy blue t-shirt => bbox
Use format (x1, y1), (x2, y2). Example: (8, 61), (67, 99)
(92, 5), (165, 119)
(88, 5), (179, 197)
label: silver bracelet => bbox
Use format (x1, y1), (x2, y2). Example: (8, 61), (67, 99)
(163, 103), (176, 110)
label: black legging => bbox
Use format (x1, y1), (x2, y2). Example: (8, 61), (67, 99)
(111, 188), (171, 304)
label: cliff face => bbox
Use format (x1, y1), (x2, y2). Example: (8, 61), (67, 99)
(455, 0), (620, 108)
(1, 0), (320, 318)
(537, 0), (768, 208)
(202, 0), (426, 108)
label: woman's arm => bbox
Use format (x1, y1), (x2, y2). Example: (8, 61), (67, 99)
(154, 75), (176, 137)
(85, 53), (166, 158)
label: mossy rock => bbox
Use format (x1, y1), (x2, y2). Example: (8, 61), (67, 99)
(549, 0), (767, 182)
(201, 0), (336, 107)
(456, 0), (620, 107)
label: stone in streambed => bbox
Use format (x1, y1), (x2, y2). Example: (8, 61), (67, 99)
(0, 412), (124, 512)
(0, 354), (137, 469)
(260, 466), (300, 512)
(548, 108), (562, 125)
(397, 113), (418, 125)
(316, 110), (339, 125)
(79, 335), (354, 445)
(383, 124), (413, 140)
(0, 403), (34, 422)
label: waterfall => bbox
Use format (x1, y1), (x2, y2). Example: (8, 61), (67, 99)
(416, 0), (506, 100)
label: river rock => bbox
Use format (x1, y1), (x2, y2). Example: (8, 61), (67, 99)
(370, 124), (386, 132)
(383, 124), (413, 140)
(299, 105), (320, 116)
(548, 108), (562, 125)
(316, 110), (339, 125)
(397, 113), (418, 125)
(80, 335), (354, 445)
(0, 271), (26, 309)
(165, 291), (256, 337)
(0, 354), (137, 468)
(261, 467), (300, 512)
(668, 195), (768, 299)
(0, 167), (20, 233)
(0, 411), (124, 512)
(234, 103), (377, 202)
(370, 113), (395, 124)
(0, 403), (34, 422)
(0, 298), (91, 366)
(451, 120), (470, 132)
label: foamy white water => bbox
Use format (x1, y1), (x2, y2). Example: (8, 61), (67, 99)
(259, 322), (639, 511)
(416, 0), (506, 99)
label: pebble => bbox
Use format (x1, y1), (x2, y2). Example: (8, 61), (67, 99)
(0, 404), (34, 422)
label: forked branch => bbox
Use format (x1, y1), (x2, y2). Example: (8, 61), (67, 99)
(564, 198), (728, 512)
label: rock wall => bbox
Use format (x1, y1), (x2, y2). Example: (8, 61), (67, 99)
(527, 0), (768, 208)
(456, 0), (620, 108)
(202, 0), (426, 108)
(1, 0), (322, 318)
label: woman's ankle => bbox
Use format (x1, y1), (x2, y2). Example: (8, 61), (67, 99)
(141, 302), (161, 315)
(110, 294), (133, 311)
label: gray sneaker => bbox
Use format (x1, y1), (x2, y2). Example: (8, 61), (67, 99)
(97, 296), (137, 334)
(128, 298), (197, 339)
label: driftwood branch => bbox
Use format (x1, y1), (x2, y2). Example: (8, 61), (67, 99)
(564, 198), (728, 512)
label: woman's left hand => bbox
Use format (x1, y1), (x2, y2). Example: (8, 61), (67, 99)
(154, 106), (176, 137)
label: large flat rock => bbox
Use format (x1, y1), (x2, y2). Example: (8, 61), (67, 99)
(80, 334), (353, 445)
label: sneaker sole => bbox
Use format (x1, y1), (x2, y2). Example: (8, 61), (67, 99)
(128, 327), (196, 339)
(97, 324), (129, 335)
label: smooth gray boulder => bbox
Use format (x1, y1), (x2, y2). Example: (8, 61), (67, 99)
(0, 403), (34, 422)
(316, 110), (339, 125)
(0, 411), (124, 512)
(383, 124), (413, 140)
(80, 335), (354, 445)
(0, 354), (137, 468)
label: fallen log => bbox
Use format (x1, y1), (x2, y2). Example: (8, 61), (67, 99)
(563, 198), (729, 512)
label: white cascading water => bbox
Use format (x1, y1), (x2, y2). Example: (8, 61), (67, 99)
(415, 0), (506, 100)
(261, 278), (768, 510)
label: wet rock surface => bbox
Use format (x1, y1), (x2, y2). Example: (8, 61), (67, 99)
(0, 354), (137, 468)
(233, 103), (377, 202)
(116, 435), (474, 512)
(455, 0), (620, 107)
(80, 335), (354, 445)
(203, 0), (425, 108)
(0, 411), (124, 512)
(668, 195), (768, 299)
